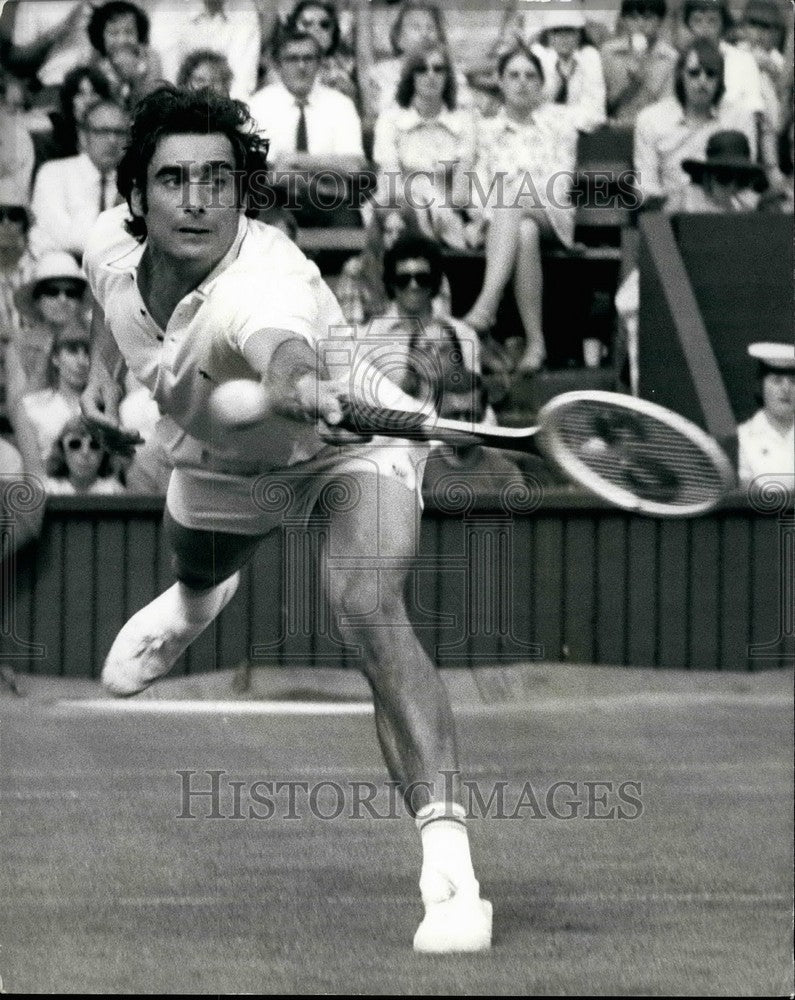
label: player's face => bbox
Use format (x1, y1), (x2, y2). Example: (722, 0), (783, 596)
(499, 53), (544, 113)
(134, 133), (241, 264)
(762, 372), (795, 425)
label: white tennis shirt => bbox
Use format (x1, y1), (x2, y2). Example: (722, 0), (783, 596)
(83, 206), (359, 472)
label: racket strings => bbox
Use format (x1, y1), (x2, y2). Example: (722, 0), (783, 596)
(552, 403), (728, 508)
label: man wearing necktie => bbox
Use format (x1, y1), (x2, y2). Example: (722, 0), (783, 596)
(248, 29), (367, 227)
(30, 99), (129, 260)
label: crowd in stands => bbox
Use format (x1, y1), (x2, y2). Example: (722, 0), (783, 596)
(0, 0), (793, 519)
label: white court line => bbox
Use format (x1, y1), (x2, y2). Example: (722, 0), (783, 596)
(56, 699), (375, 714)
(54, 691), (790, 714)
(2, 891), (790, 908)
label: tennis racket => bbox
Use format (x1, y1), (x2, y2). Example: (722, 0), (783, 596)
(330, 390), (736, 517)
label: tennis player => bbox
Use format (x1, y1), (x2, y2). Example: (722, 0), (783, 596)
(80, 86), (491, 952)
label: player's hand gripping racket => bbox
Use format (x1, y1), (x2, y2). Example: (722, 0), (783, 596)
(328, 390), (735, 517)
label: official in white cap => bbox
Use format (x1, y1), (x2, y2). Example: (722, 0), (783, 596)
(737, 342), (795, 486)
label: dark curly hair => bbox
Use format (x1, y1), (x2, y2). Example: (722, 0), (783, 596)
(88, 1), (150, 57)
(383, 234), (444, 298)
(286, 0), (342, 57)
(116, 86), (270, 242)
(395, 47), (457, 110)
(46, 415), (114, 480)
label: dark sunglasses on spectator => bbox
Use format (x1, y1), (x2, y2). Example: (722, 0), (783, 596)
(686, 66), (718, 79)
(416, 62), (447, 75)
(392, 272), (435, 290)
(301, 16), (332, 29)
(83, 126), (129, 137)
(0, 206), (28, 225)
(65, 436), (101, 452)
(37, 283), (84, 299)
(505, 69), (540, 80)
(281, 52), (319, 64)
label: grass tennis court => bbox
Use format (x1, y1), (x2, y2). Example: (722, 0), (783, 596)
(1, 663), (792, 995)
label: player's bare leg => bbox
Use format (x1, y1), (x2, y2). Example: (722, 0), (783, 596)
(101, 514), (259, 696)
(321, 467), (492, 952)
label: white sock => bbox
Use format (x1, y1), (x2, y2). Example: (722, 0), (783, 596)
(416, 801), (479, 905)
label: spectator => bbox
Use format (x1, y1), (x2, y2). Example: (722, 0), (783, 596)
(149, 0), (262, 101)
(44, 413), (125, 495)
(736, 0), (789, 135)
(248, 29), (366, 226)
(669, 128), (769, 211)
(334, 204), (451, 325)
(356, 0), (472, 123)
(87, 1), (163, 111)
(12, 252), (88, 396)
(616, 129), (771, 395)
(0, 71), (35, 204)
(463, 43), (580, 374)
(8, 1), (94, 99)
(680, 0), (784, 183)
(285, 1), (358, 102)
(737, 342), (794, 487)
(601, 0), (678, 126)
(368, 234), (482, 402)
(29, 97), (129, 260)
(20, 323), (92, 466)
(633, 39), (756, 206)
(372, 45), (477, 249)
(527, 8), (607, 133)
(176, 50), (233, 97)
(0, 203), (36, 418)
(681, 0), (765, 115)
(36, 65), (113, 164)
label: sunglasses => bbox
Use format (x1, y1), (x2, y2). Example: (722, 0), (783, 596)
(505, 69), (540, 81)
(416, 62), (447, 75)
(686, 65), (718, 79)
(0, 206), (28, 225)
(300, 16), (332, 29)
(37, 284), (84, 299)
(392, 271), (435, 290)
(281, 52), (319, 64)
(65, 436), (101, 452)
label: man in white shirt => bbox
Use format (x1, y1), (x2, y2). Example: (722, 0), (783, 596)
(149, 0), (261, 101)
(248, 29), (367, 225)
(80, 84), (492, 954)
(30, 99), (130, 261)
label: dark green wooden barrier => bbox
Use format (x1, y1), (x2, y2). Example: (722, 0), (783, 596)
(1, 488), (791, 676)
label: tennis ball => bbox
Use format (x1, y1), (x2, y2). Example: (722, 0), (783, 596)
(209, 379), (271, 430)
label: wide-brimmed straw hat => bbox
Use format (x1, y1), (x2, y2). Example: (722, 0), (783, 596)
(14, 252), (87, 317)
(681, 131), (769, 192)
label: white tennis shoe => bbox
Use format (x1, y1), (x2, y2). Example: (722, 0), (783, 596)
(413, 873), (492, 953)
(102, 573), (240, 696)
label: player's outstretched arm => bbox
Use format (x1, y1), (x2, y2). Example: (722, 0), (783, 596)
(81, 295), (144, 456)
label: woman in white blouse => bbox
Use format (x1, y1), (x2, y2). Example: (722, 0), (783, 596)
(372, 45), (477, 248)
(463, 42), (579, 374)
